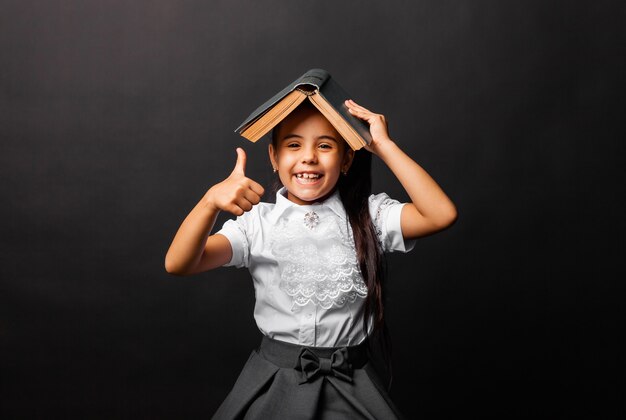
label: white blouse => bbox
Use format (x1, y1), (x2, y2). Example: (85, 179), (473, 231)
(216, 187), (415, 347)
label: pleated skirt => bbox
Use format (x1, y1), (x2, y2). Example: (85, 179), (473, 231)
(212, 335), (404, 420)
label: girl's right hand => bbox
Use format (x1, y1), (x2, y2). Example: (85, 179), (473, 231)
(204, 148), (265, 216)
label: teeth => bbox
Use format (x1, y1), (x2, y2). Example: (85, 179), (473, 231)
(296, 173), (320, 179)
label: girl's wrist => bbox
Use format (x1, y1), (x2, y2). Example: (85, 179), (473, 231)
(202, 189), (221, 214)
(370, 137), (396, 156)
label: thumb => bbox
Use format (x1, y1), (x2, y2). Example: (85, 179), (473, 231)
(232, 147), (246, 175)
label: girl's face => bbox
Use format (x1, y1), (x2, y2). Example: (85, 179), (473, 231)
(269, 107), (354, 205)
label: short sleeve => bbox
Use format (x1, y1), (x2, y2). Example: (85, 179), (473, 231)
(214, 216), (250, 268)
(369, 193), (416, 253)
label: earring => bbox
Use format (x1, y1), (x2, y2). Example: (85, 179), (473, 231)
(273, 167), (277, 173)
(342, 169), (348, 176)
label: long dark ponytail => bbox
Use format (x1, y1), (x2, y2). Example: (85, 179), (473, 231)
(337, 149), (393, 386)
(336, 150), (386, 337)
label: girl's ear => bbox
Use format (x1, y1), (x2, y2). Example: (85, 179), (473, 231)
(342, 148), (355, 173)
(268, 144), (278, 171)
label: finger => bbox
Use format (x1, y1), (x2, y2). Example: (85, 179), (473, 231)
(235, 197), (254, 212)
(347, 104), (374, 117)
(242, 188), (262, 205)
(247, 179), (265, 197)
(348, 107), (376, 122)
(349, 107), (386, 125)
(346, 99), (372, 113)
(225, 204), (244, 216)
(348, 107), (370, 116)
(232, 147), (247, 175)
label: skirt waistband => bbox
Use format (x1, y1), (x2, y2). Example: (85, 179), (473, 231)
(258, 335), (369, 370)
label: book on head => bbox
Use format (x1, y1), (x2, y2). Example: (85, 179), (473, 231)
(234, 68), (372, 151)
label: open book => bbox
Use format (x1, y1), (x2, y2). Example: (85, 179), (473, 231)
(234, 69), (372, 150)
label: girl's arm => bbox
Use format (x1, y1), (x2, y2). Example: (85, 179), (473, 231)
(346, 99), (457, 239)
(164, 148), (264, 276)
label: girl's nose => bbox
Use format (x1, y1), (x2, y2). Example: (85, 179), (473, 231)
(301, 146), (317, 164)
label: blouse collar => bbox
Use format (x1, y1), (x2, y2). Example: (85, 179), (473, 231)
(268, 187), (346, 224)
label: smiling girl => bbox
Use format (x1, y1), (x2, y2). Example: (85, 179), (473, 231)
(165, 98), (457, 419)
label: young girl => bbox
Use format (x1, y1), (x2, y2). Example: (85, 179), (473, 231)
(165, 98), (457, 419)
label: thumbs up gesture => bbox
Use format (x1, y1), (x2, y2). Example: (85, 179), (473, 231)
(204, 148), (265, 216)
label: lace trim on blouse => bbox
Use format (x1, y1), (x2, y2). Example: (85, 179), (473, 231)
(269, 211), (367, 310)
(374, 196), (396, 248)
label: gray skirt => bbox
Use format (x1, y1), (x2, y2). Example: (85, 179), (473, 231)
(212, 335), (404, 420)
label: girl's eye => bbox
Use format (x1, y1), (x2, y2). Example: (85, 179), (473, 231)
(319, 143), (333, 150)
(286, 143), (300, 148)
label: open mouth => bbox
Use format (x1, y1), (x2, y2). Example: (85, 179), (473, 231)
(294, 172), (323, 184)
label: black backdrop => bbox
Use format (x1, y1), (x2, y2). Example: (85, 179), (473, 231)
(2, 0), (624, 418)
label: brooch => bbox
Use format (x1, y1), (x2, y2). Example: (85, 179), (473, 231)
(303, 211), (320, 230)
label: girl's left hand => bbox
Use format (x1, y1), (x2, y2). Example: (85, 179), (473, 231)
(345, 99), (393, 154)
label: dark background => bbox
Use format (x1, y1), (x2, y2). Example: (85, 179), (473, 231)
(1, 0), (624, 418)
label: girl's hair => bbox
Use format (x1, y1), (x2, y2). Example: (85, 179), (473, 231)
(337, 146), (393, 386)
(270, 101), (388, 341)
